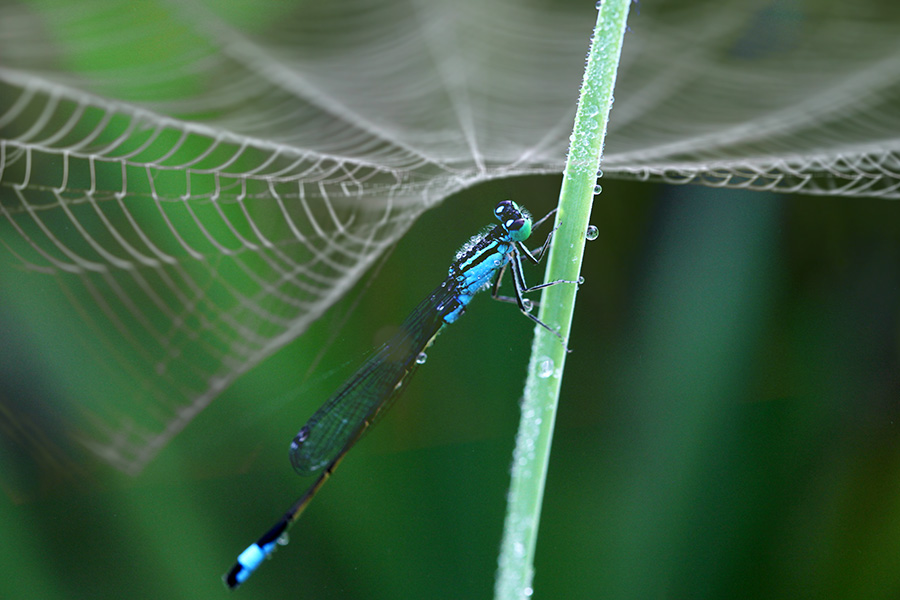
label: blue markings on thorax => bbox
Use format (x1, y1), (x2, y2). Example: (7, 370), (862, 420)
(442, 231), (513, 324)
(437, 199), (534, 325)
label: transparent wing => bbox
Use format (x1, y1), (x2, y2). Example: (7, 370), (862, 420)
(289, 283), (458, 476)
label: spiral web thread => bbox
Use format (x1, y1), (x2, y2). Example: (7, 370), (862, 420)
(0, 0), (898, 479)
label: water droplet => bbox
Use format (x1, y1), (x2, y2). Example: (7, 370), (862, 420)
(578, 276), (585, 285)
(596, 168), (603, 177)
(537, 358), (554, 378)
(595, 0), (603, 8)
(585, 225), (599, 240)
(522, 298), (534, 313)
(277, 532), (290, 546)
(294, 426), (310, 444)
(593, 184), (602, 195)
(416, 352), (428, 365)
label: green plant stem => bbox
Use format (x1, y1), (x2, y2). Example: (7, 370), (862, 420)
(494, 2), (631, 598)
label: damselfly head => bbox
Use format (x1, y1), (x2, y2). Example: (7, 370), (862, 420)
(494, 200), (532, 242)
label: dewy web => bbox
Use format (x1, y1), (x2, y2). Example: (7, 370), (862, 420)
(1, 0), (899, 480)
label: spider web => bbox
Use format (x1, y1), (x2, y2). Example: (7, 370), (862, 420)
(1, 0), (898, 483)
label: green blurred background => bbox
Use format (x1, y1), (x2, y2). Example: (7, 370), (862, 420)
(2, 0), (900, 596)
(2, 175), (900, 599)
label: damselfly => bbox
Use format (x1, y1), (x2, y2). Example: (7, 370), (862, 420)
(224, 200), (577, 588)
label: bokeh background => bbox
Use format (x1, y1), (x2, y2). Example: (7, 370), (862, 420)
(3, 0), (900, 597)
(3, 175), (900, 599)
